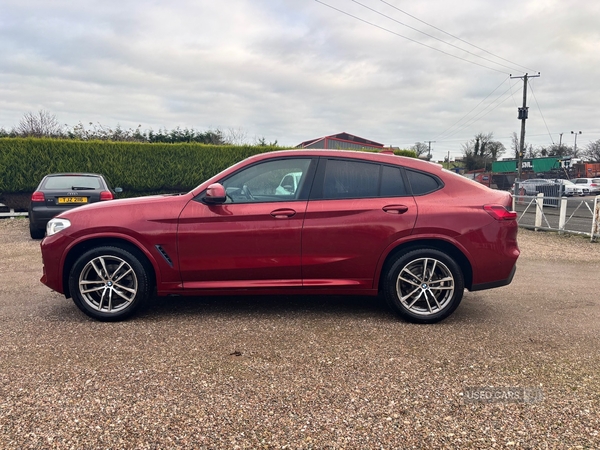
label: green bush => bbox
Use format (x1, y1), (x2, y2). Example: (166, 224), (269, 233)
(0, 138), (283, 196)
(0, 138), (417, 209)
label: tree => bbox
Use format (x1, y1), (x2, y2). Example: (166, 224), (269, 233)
(461, 132), (505, 171)
(254, 136), (279, 146)
(538, 143), (572, 158)
(585, 139), (600, 162)
(17, 110), (63, 137)
(225, 127), (249, 146)
(410, 142), (430, 159)
(511, 132), (520, 159)
(0, 127), (17, 138)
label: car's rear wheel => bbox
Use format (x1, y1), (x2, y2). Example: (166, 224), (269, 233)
(383, 249), (464, 324)
(29, 222), (45, 239)
(69, 246), (151, 321)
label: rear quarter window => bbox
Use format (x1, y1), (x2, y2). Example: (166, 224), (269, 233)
(406, 169), (442, 195)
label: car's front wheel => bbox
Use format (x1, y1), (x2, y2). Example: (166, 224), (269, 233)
(383, 249), (464, 324)
(69, 246), (152, 321)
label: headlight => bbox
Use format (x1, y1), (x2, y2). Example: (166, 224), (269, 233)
(46, 218), (71, 236)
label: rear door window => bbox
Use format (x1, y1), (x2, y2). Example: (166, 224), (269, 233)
(322, 159), (380, 199)
(380, 165), (408, 197)
(316, 159), (409, 199)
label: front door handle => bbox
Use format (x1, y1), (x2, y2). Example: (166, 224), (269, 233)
(382, 205), (409, 214)
(271, 208), (296, 218)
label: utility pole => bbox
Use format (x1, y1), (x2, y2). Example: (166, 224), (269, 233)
(511, 72), (540, 180)
(424, 140), (436, 161)
(571, 131), (582, 155)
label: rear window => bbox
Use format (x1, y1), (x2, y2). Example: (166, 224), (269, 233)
(42, 176), (103, 190)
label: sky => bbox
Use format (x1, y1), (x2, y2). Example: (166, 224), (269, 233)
(1, 0), (599, 161)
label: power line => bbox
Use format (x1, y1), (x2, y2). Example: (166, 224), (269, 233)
(433, 77), (510, 141)
(433, 80), (517, 143)
(314, 0), (509, 74)
(446, 84), (515, 138)
(349, 0), (525, 73)
(379, 0), (537, 74)
(527, 80), (554, 145)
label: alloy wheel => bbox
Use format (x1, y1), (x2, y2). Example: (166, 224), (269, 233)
(396, 257), (455, 316)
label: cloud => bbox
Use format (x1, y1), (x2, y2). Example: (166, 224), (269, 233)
(1, 0), (599, 159)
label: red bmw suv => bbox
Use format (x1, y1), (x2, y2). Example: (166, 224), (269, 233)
(40, 150), (519, 323)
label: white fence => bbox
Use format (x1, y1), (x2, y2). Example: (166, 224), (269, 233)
(512, 194), (600, 242)
(0, 203), (28, 219)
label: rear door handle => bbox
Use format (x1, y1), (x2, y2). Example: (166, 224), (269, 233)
(271, 208), (296, 218)
(383, 205), (409, 214)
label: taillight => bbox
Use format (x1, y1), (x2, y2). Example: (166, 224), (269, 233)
(100, 191), (114, 201)
(31, 191), (45, 202)
(484, 204), (517, 220)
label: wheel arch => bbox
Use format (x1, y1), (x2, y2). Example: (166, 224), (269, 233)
(377, 238), (473, 292)
(62, 237), (157, 299)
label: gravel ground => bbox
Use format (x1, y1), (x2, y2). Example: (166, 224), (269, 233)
(1, 218), (599, 449)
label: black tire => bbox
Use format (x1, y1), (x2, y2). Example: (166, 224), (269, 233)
(68, 246), (152, 321)
(29, 222), (45, 239)
(383, 248), (464, 324)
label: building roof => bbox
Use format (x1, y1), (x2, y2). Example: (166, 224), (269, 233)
(296, 132), (384, 149)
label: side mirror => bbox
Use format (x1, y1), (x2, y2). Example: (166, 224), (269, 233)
(114, 187), (123, 194)
(204, 183), (227, 204)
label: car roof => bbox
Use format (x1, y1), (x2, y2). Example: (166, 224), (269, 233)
(249, 149), (444, 172)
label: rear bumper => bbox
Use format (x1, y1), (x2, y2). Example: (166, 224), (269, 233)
(470, 264), (516, 291)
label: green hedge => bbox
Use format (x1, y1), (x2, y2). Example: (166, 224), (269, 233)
(0, 138), (282, 195)
(0, 138), (416, 209)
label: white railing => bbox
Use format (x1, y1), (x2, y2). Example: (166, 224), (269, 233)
(512, 194), (600, 242)
(0, 203), (28, 219)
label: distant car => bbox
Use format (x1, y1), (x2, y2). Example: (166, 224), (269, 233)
(512, 179), (553, 196)
(553, 179), (587, 196)
(28, 173), (121, 239)
(40, 150), (519, 323)
(275, 172), (303, 195)
(573, 178), (600, 195)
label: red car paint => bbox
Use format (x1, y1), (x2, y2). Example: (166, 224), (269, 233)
(40, 150), (519, 321)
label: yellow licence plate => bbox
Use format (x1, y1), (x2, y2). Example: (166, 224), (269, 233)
(58, 197), (88, 204)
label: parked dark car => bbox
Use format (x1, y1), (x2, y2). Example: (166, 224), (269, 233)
(40, 150), (519, 323)
(29, 173), (121, 239)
